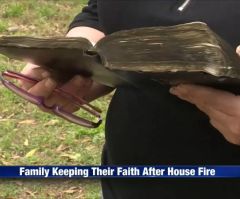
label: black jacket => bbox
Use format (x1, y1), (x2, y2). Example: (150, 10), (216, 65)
(70, 1), (240, 198)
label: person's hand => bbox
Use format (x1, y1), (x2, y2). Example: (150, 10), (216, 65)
(20, 63), (92, 113)
(169, 45), (240, 145)
(19, 27), (112, 115)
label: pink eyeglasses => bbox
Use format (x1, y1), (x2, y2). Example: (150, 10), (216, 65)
(0, 70), (102, 128)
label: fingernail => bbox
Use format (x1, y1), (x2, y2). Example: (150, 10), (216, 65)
(170, 84), (187, 95)
(41, 71), (50, 78)
(73, 76), (92, 87)
(169, 86), (178, 95)
(73, 76), (84, 85)
(45, 78), (57, 88)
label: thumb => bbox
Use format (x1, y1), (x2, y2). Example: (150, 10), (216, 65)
(236, 45), (240, 56)
(61, 75), (92, 98)
(28, 78), (57, 99)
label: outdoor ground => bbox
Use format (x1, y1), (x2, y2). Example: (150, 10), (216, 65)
(0, 1), (110, 198)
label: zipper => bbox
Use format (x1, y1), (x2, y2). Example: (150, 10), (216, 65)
(178, 0), (191, 12)
(176, 0), (192, 12)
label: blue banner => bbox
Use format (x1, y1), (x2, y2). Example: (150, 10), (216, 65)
(1, 166), (240, 178)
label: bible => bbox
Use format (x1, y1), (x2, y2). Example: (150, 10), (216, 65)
(0, 22), (240, 91)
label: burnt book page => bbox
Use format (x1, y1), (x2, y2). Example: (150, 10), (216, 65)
(0, 36), (127, 86)
(95, 22), (240, 88)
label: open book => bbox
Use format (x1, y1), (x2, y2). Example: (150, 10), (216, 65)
(0, 22), (240, 90)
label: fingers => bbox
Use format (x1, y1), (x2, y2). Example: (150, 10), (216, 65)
(28, 75), (92, 113)
(60, 75), (92, 99)
(170, 84), (240, 145)
(27, 77), (82, 113)
(20, 64), (93, 114)
(27, 78), (57, 112)
(21, 63), (39, 75)
(45, 75), (92, 110)
(20, 63), (50, 90)
(170, 84), (240, 116)
(28, 78), (57, 98)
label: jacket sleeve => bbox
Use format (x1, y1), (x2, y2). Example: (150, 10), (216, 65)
(68, 0), (103, 32)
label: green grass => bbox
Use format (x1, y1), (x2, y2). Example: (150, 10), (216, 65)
(2, 3), (25, 18)
(0, 21), (8, 33)
(0, 0), (108, 198)
(37, 5), (57, 20)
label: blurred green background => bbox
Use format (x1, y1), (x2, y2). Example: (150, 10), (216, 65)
(0, 0), (110, 198)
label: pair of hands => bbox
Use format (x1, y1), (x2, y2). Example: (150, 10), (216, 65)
(21, 46), (240, 145)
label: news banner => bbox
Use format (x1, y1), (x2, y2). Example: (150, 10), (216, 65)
(1, 166), (240, 178)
